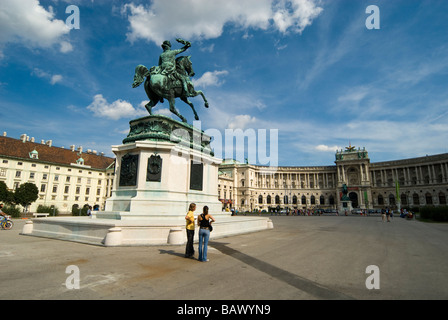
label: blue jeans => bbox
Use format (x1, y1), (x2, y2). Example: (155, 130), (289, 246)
(198, 228), (210, 261)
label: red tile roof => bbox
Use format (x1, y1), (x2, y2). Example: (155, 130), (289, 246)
(0, 136), (115, 170)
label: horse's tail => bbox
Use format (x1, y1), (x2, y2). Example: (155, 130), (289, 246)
(132, 65), (150, 88)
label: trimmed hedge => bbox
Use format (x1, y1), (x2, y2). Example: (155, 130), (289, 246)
(1, 204), (21, 218)
(419, 206), (448, 222)
(37, 205), (59, 216)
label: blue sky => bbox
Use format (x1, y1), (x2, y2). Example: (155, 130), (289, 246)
(1, 0), (448, 166)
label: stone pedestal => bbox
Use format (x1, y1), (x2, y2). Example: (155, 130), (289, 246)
(339, 201), (353, 215)
(103, 115), (223, 221)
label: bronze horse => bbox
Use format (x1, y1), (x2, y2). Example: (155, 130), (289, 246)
(132, 56), (209, 123)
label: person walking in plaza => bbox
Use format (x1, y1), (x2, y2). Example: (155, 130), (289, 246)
(185, 203), (196, 258)
(197, 206), (215, 262)
(381, 207), (386, 222)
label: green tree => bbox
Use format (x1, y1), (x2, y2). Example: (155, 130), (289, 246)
(0, 181), (8, 201)
(0, 181), (14, 204)
(13, 183), (39, 209)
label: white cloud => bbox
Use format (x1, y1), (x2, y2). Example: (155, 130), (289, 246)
(0, 0), (71, 53)
(122, 0), (323, 44)
(200, 43), (215, 53)
(87, 94), (147, 120)
(153, 108), (172, 117)
(272, 0), (323, 34)
(50, 74), (63, 85)
(32, 68), (63, 85)
(338, 88), (369, 104)
(59, 41), (73, 53)
(193, 71), (229, 88)
(227, 114), (258, 130)
(315, 145), (341, 152)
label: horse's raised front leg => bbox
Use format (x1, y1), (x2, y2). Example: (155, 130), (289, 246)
(192, 90), (209, 108)
(181, 97), (199, 121)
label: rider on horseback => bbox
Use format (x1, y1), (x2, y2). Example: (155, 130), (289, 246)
(155, 39), (191, 95)
(132, 38), (209, 123)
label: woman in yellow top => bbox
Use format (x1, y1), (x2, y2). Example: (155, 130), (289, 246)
(185, 203), (196, 258)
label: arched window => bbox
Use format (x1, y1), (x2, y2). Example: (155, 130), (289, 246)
(301, 195), (307, 205)
(329, 195), (335, 205)
(389, 194), (395, 206)
(320, 195), (325, 205)
(292, 195), (298, 204)
(439, 192), (446, 205)
(413, 193), (420, 205)
(267, 195), (271, 204)
(400, 194), (408, 206)
(378, 195), (384, 205)
(275, 195), (280, 204)
(425, 193), (433, 205)
(311, 195), (316, 205)
(258, 195), (263, 204)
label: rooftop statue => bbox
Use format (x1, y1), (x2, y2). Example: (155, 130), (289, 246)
(132, 38), (209, 123)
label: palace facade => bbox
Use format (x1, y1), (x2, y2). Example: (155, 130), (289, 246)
(0, 133), (115, 213)
(218, 146), (448, 212)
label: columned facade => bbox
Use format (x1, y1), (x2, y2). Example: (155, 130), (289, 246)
(218, 146), (448, 212)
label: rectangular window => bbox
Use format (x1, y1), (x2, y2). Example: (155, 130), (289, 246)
(40, 184), (46, 193)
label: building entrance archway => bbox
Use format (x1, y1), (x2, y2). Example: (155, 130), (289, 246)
(349, 192), (359, 208)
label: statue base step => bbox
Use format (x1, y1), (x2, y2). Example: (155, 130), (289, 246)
(21, 215), (273, 246)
